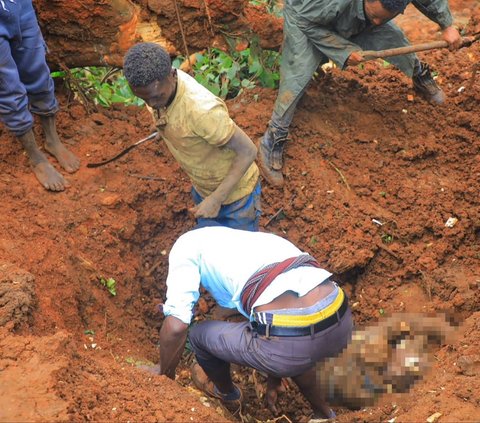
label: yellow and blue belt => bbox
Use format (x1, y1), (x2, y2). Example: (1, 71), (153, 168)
(251, 288), (348, 337)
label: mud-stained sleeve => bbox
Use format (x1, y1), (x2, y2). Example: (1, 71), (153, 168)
(191, 103), (236, 147)
(412, 0), (453, 29)
(301, 26), (361, 69)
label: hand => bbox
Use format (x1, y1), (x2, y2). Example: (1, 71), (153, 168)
(347, 51), (364, 66)
(442, 25), (462, 50)
(189, 194), (222, 219)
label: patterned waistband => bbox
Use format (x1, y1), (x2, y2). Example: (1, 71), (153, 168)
(253, 286), (345, 327)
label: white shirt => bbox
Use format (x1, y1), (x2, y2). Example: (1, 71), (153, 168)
(162, 227), (332, 324)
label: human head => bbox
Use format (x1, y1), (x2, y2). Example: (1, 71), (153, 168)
(123, 42), (176, 109)
(364, 0), (411, 26)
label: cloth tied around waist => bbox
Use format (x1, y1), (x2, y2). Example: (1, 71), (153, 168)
(240, 253), (321, 316)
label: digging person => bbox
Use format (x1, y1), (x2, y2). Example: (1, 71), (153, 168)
(0, 0), (80, 191)
(123, 43), (261, 231)
(259, 0), (463, 187)
(153, 226), (353, 420)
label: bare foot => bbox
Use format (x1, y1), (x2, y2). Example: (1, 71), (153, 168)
(32, 161), (70, 191)
(45, 142), (80, 173)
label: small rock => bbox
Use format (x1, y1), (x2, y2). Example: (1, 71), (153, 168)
(426, 412), (442, 423)
(444, 217), (458, 228)
(100, 194), (121, 207)
(456, 355), (480, 376)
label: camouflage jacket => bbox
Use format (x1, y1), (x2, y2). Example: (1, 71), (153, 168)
(286, 0), (454, 67)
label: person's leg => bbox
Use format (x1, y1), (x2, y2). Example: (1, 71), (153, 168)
(189, 321), (252, 396)
(13, 15), (80, 173)
(259, 5), (325, 187)
(293, 368), (336, 420)
(294, 307), (353, 419)
(0, 36), (67, 191)
(351, 22), (445, 104)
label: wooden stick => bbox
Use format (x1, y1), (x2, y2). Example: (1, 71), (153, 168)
(360, 35), (479, 62)
(327, 160), (351, 191)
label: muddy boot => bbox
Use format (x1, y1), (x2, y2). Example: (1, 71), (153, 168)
(40, 114), (80, 173)
(18, 129), (69, 191)
(412, 62), (446, 105)
(258, 126), (288, 187)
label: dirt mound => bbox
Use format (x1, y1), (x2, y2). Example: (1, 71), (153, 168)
(0, 331), (69, 422)
(0, 263), (36, 329)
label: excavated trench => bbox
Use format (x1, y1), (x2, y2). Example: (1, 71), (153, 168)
(0, 1), (479, 422)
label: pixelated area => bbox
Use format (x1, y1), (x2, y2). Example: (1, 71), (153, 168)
(316, 313), (458, 409)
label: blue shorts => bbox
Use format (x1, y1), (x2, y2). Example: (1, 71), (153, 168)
(191, 181), (261, 232)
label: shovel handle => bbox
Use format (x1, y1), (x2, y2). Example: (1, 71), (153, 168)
(359, 36), (477, 62)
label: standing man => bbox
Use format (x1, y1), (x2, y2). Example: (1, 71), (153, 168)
(156, 226), (353, 420)
(259, 0), (462, 187)
(0, 0), (80, 191)
(123, 43), (260, 231)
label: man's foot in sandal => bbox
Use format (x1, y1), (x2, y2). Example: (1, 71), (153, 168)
(190, 363), (243, 414)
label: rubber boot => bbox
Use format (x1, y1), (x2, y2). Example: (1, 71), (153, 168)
(412, 62), (446, 105)
(258, 126), (288, 187)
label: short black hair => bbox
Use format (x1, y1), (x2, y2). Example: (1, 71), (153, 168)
(123, 43), (172, 87)
(377, 0), (411, 13)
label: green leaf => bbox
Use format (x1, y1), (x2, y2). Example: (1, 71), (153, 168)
(100, 277), (117, 296)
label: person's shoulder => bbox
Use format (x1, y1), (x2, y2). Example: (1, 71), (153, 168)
(177, 70), (226, 111)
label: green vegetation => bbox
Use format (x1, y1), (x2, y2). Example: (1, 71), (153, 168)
(99, 277), (117, 296)
(51, 67), (144, 108)
(249, 0), (283, 17)
(52, 44), (280, 106)
(173, 46), (281, 99)
(381, 233), (394, 244)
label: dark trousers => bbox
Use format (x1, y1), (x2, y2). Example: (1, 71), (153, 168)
(189, 307), (353, 379)
(0, 9), (58, 136)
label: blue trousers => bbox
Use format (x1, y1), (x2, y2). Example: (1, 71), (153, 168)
(0, 2), (58, 136)
(192, 181), (261, 232)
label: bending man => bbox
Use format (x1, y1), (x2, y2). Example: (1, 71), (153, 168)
(157, 226), (353, 420)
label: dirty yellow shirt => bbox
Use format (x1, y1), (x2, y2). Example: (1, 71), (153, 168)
(149, 70), (259, 204)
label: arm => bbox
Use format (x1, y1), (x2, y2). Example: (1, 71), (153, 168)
(412, 0), (453, 29)
(191, 124), (257, 219)
(300, 25), (364, 69)
(158, 315), (189, 379)
(158, 233), (201, 378)
(412, 0), (462, 49)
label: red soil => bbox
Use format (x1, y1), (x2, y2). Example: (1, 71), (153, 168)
(0, 1), (479, 422)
